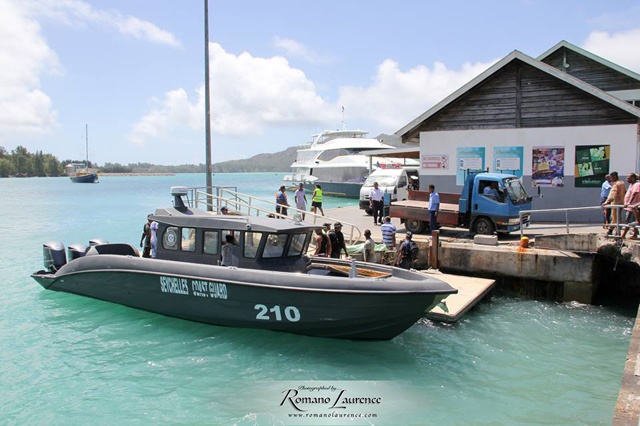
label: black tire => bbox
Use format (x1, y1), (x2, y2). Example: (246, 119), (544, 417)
(405, 219), (427, 234)
(474, 217), (495, 235)
(364, 208), (372, 215)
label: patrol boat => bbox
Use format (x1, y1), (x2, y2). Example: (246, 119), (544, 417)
(31, 187), (456, 340)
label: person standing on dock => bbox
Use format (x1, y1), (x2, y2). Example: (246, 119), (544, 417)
(369, 182), (384, 225)
(428, 184), (440, 231)
(603, 171), (626, 235)
(311, 184), (324, 216)
(623, 173), (640, 239)
(139, 214), (153, 258)
(275, 185), (289, 218)
(600, 174), (612, 225)
(396, 232), (418, 269)
(380, 216), (396, 249)
(294, 183), (307, 220)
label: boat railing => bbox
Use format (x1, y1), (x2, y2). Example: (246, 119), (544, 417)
(187, 186), (363, 245)
(519, 204), (627, 237)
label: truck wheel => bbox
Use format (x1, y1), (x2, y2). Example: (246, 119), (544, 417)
(364, 208), (372, 215)
(405, 219), (427, 234)
(474, 218), (495, 235)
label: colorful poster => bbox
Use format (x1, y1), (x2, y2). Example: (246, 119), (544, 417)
(493, 146), (523, 178)
(532, 146), (564, 187)
(422, 154), (449, 169)
(574, 145), (610, 188)
(456, 147), (485, 186)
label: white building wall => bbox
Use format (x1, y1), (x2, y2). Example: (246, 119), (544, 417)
(419, 124), (639, 222)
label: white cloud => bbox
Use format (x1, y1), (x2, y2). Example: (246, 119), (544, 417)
(0, 0), (59, 141)
(337, 58), (496, 131)
(582, 28), (640, 74)
(273, 36), (334, 64)
(26, 0), (181, 47)
(128, 43), (333, 145)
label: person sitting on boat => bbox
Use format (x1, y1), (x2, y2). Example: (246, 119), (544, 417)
(139, 214), (153, 258)
(396, 232), (419, 270)
(221, 234), (239, 267)
(220, 206), (229, 215)
(275, 185), (290, 218)
(329, 222), (349, 259)
(313, 228), (331, 257)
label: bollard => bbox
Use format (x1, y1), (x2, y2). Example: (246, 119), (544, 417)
(520, 236), (529, 248)
(430, 230), (439, 269)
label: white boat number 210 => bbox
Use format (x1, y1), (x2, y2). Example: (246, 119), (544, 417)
(254, 304), (301, 322)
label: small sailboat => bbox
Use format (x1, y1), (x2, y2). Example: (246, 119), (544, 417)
(69, 124), (99, 183)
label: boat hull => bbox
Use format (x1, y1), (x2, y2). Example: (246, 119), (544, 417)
(70, 173), (98, 183)
(31, 255), (453, 340)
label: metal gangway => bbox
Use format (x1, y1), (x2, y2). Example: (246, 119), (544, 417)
(181, 186), (363, 245)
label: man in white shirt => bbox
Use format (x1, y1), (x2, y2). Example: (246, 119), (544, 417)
(369, 182), (384, 225)
(294, 183), (307, 220)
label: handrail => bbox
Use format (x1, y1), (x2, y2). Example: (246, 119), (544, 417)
(519, 204), (626, 237)
(184, 186), (362, 245)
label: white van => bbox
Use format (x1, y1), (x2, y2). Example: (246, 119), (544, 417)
(358, 167), (419, 214)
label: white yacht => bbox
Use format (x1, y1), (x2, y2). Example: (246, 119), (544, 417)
(283, 129), (414, 198)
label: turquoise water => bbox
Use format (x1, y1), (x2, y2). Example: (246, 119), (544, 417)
(0, 173), (634, 425)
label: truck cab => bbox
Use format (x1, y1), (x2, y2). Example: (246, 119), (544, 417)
(359, 167), (419, 214)
(459, 172), (532, 234)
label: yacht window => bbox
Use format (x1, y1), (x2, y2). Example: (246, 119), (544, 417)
(244, 232), (262, 258)
(181, 227), (196, 252)
(204, 231), (219, 255)
(263, 233), (288, 258)
(163, 227), (179, 251)
(288, 233), (307, 257)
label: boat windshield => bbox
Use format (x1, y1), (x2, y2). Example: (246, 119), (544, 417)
(503, 178), (531, 204)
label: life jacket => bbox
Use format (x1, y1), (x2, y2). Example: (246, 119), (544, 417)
(312, 188), (323, 203)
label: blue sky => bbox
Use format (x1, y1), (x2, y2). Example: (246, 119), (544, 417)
(2, 0), (640, 165)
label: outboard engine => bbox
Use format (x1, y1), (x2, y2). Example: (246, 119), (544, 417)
(88, 238), (109, 247)
(171, 186), (189, 211)
(67, 243), (87, 261)
(43, 241), (66, 272)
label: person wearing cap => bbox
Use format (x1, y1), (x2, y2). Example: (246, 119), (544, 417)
(329, 222), (348, 259)
(220, 206), (229, 215)
(139, 214), (153, 258)
(396, 231), (418, 269)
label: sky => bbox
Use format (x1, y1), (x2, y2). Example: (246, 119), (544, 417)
(1, 0), (640, 166)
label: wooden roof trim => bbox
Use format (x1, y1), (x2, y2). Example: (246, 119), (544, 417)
(537, 40), (640, 83)
(395, 49), (640, 142)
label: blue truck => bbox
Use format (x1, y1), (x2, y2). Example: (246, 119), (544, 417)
(388, 172), (532, 234)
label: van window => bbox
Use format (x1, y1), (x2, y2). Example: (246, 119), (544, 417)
(398, 176), (407, 188)
(363, 174), (398, 187)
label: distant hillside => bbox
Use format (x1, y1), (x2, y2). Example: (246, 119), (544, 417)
(211, 133), (403, 173)
(212, 146), (299, 173)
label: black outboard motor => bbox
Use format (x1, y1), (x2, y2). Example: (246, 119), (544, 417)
(67, 243), (87, 261)
(43, 241), (66, 272)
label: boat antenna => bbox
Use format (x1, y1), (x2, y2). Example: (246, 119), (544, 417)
(204, 0), (213, 211)
(341, 106), (345, 130)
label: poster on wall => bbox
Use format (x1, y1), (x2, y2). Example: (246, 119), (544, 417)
(531, 146), (564, 187)
(422, 154), (449, 169)
(493, 146), (523, 178)
(574, 145), (610, 188)
(456, 147), (485, 186)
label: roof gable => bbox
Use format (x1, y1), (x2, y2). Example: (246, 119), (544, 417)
(397, 50), (640, 143)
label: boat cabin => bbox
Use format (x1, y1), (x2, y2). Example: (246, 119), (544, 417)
(151, 188), (320, 272)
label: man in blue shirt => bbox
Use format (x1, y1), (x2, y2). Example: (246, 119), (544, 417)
(600, 174), (611, 224)
(428, 184), (440, 231)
